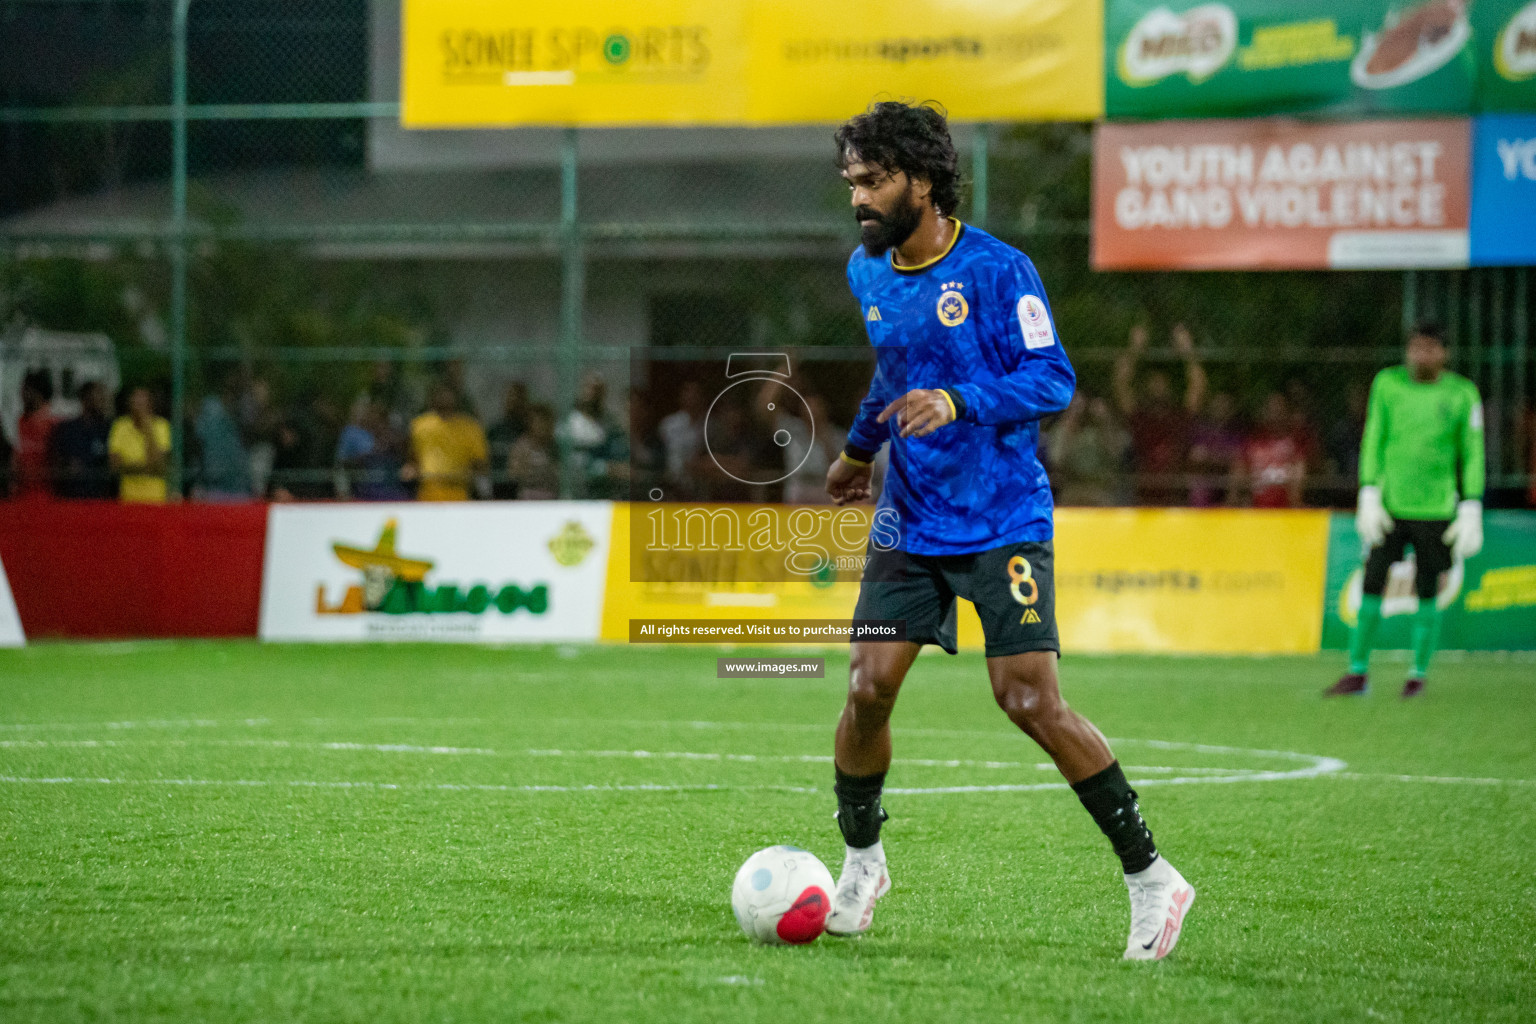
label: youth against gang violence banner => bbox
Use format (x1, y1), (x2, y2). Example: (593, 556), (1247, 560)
(400, 0), (1103, 127)
(259, 503), (612, 643)
(1470, 113), (1536, 264)
(1092, 118), (1471, 270)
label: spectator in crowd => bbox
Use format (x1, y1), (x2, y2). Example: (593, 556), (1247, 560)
(14, 369), (56, 499)
(1187, 391), (1244, 507)
(694, 397), (755, 502)
(486, 381), (530, 499)
(658, 380), (707, 500)
(508, 403), (560, 500)
(1113, 323), (1207, 505)
(50, 380), (114, 499)
(238, 374), (279, 498)
(782, 391), (847, 505)
(336, 394), (410, 501)
(280, 390), (342, 500)
(194, 374), (252, 501)
(1046, 390), (1131, 507)
(561, 373), (629, 499)
(626, 387), (665, 500)
(108, 386), (171, 504)
(407, 381), (488, 502)
(1236, 392), (1308, 508)
(1324, 383), (1369, 507)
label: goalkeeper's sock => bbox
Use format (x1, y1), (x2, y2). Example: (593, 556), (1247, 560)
(1348, 593), (1384, 675)
(1410, 601), (1441, 679)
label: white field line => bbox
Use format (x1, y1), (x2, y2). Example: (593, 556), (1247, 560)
(0, 775), (817, 795)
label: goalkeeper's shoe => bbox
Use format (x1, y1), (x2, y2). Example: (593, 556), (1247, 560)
(1324, 673), (1369, 697)
(825, 850), (891, 937)
(1123, 856), (1195, 961)
(1401, 675), (1426, 699)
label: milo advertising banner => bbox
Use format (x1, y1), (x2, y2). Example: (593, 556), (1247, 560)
(259, 503), (612, 642)
(1108, 1), (1479, 117)
(1322, 510), (1536, 651)
(1478, 0), (1536, 109)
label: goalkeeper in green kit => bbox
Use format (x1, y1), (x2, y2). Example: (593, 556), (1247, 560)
(1327, 322), (1485, 700)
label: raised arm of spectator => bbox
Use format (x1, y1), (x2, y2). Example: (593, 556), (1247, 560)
(1113, 324), (1147, 418)
(1172, 324), (1208, 416)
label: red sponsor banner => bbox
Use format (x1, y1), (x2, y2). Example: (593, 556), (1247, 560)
(1093, 118), (1471, 271)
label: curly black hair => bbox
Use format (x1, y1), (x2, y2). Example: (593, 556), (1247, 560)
(835, 100), (962, 217)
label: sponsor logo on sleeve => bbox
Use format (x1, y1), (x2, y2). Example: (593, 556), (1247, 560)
(1017, 294), (1056, 349)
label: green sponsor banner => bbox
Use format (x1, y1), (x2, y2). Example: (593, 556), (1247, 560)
(1322, 511), (1536, 651)
(1478, 0), (1536, 110)
(1107, 1), (1478, 117)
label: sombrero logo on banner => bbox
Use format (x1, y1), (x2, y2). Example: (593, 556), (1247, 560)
(318, 518), (550, 617)
(1495, 1), (1536, 81)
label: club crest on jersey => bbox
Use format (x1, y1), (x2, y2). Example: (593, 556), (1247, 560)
(937, 282), (968, 327)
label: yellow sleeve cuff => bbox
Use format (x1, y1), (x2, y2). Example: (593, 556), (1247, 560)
(938, 389), (958, 423)
(839, 451), (872, 468)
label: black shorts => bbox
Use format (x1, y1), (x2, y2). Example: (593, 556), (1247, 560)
(852, 539), (1060, 658)
(1363, 518), (1453, 600)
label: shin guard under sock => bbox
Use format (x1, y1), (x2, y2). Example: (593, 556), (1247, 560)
(1071, 761), (1158, 875)
(834, 767), (888, 850)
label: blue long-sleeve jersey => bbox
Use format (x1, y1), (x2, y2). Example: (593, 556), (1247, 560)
(846, 221), (1075, 555)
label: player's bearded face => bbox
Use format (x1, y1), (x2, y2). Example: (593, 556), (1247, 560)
(855, 179), (923, 258)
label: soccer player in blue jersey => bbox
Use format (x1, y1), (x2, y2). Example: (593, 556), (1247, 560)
(820, 102), (1194, 960)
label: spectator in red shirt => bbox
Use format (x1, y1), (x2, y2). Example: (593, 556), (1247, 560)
(1113, 323), (1207, 506)
(1187, 391), (1244, 507)
(1238, 392), (1308, 509)
(14, 369), (56, 499)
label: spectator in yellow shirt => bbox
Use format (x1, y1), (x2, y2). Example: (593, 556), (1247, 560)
(407, 382), (488, 502)
(108, 386), (172, 504)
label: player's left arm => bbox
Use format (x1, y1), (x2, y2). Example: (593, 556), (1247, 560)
(946, 259), (1075, 426)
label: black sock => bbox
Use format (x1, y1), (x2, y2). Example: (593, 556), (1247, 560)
(1071, 761), (1158, 874)
(834, 767), (888, 849)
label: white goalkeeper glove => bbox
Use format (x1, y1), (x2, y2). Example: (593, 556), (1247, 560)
(1356, 485), (1393, 547)
(1442, 499), (1483, 562)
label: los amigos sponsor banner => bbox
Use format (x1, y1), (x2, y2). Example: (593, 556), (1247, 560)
(401, 0), (1102, 128)
(259, 503), (612, 642)
(1106, 0), (1479, 118)
(0, 553), (24, 648)
(1093, 118), (1471, 270)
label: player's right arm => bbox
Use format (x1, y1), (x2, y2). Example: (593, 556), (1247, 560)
(1356, 371), (1393, 545)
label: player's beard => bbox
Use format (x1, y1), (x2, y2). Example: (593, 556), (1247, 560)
(856, 186), (924, 258)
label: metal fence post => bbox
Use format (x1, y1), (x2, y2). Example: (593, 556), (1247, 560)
(972, 123), (989, 232)
(557, 127), (584, 498)
(169, 0), (191, 498)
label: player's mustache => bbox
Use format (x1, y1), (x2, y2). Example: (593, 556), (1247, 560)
(854, 206), (884, 223)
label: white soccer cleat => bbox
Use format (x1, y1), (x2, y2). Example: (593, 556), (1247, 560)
(1122, 856), (1195, 961)
(824, 849), (891, 937)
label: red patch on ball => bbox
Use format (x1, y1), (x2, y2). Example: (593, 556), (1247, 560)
(775, 886), (829, 944)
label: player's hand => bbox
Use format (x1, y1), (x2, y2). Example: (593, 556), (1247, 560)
(826, 455), (873, 505)
(878, 388), (957, 438)
(1442, 499), (1483, 561)
(1356, 485), (1393, 547)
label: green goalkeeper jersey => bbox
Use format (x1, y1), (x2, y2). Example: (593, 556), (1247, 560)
(1359, 366), (1484, 520)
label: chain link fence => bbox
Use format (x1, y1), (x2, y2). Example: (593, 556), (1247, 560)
(2, 0), (1531, 507)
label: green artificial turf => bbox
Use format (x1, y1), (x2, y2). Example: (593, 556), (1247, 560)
(0, 641), (1533, 1023)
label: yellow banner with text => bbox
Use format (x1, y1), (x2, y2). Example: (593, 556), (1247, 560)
(402, 0), (1103, 127)
(600, 505), (1330, 654)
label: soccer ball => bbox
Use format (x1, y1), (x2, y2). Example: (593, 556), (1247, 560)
(730, 845), (835, 944)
